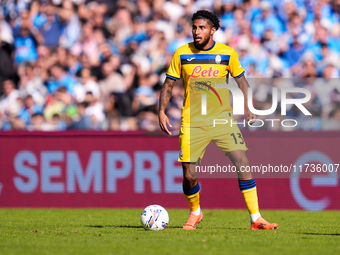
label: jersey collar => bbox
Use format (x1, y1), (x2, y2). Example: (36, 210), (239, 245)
(202, 40), (215, 51)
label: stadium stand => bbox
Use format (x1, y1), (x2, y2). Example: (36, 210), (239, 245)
(0, 0), (340, 131)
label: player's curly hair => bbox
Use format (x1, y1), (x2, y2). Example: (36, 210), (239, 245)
(192, 10), (220, 31)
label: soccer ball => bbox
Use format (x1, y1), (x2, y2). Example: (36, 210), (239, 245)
(140, 205), (169, 231)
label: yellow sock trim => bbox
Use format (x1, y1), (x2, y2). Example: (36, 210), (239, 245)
(241, 187), (260, 214)
(185, 192), (200, 212)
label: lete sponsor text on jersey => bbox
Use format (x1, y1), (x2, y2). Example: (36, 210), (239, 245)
(189, 65), (220, 78)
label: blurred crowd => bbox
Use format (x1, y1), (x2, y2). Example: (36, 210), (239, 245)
(0, 0), (340, 132)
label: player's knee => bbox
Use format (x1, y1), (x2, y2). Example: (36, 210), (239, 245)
(235, 156), (249, 169)
(183, 172), (197, 182)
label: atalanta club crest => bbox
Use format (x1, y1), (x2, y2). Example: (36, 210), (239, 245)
(215, 55), (221, 64)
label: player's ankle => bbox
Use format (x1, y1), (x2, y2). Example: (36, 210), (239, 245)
(250, 212), (261, 223)
(190, 205), (201, 216)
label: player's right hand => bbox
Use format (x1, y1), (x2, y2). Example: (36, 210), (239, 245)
(158, 111), (172, 135)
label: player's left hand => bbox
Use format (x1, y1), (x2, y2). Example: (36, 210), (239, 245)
(247, 110), (257, 125)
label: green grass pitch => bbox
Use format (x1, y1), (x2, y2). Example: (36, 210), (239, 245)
(0, 209), (339, 255)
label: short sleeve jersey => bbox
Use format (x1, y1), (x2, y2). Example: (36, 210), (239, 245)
(166, 41), (245, 127)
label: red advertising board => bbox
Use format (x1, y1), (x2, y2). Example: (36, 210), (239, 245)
(0, 131), (339, 211)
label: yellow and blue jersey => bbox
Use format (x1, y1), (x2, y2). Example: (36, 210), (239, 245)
(166, 41), (245, 127)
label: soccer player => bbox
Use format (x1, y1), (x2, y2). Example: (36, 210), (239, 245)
(158, 10), (278, 230)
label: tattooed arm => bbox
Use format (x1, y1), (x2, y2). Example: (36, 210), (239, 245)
(158, 77), (176, 135)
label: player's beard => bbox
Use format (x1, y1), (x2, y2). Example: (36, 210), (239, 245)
(193, 35), (210, 50)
